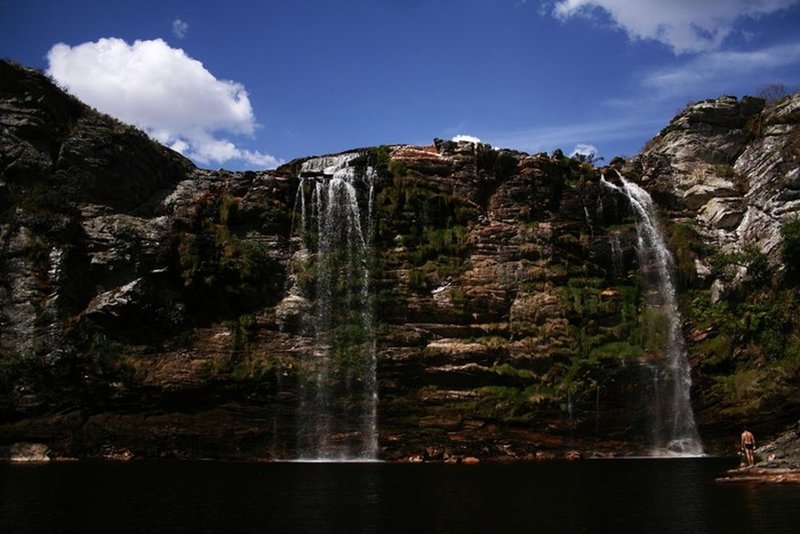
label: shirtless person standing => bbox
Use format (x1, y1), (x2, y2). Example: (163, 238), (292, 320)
(741, 429), (756, 466)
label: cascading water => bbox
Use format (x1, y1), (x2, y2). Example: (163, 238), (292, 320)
(292, 153), (378, 460)
(601, 173), (703, 456)
(609, 231), (623, 280)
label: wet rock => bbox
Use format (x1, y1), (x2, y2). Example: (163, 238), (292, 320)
(275, 294), (311, 332)
(2, 442), (50, 462)
(102, 448), (134, 461)
(717, 468), (800, 484)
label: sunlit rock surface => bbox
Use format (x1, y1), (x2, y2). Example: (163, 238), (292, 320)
(2, 60), (800, 461)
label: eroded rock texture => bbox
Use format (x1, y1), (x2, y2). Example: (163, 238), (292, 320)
(2, 60), (799, 460)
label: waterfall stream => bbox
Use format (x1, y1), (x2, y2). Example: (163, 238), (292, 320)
(609, 231), (623, 280)
(601, 174), (703, 456)
(293, 153), (378, 460)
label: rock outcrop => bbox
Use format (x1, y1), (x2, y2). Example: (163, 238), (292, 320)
(756, 421), (800, 469)
(630, 93), (800, 260)
(627, 92), (800, 445)
(2, 59), (800, 461)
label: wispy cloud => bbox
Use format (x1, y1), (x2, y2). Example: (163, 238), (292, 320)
(550, 0), (799, 54)
(46, 37), (281, 168)
(490, 116), (664, 155)
(172, 19), (189, 39)
(643, 41), (800, 96)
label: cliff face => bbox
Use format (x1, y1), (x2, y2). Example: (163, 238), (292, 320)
(631, 94), (800, 257)
(625, 94), (800, 441)
(1, 60), (799, 460)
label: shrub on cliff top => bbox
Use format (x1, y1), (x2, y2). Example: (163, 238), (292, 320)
(758, 83), (789, 106)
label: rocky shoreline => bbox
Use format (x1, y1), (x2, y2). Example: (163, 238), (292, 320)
(716, 421), (800, 483)
(717, 467), (800, 484)
(7, 419), (800, 473)
(0, 441), (660, 464)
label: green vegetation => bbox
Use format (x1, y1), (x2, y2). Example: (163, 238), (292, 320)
(686, 228), (800, 422)
(85, 332), (138, 379)
(370, 145), (394, 178)
(710, 245), (771, 283)
(668, 222), (703, 289)
(373, 159), (475, 290)
(436, 266), (659, 424)
(473, 384), (558, 421)
(475, 386), (531, 420)
(231, 353), (277, 382)
(781, 219), (800, 283)
(172, 192), (280, 314)
(406, 226), (467, 265)
(691, 288), (793, 363)
(491, 363), (537, 380)
(788, 125), (800, 163)
(3, 181), (79, 230)
(589, 341), (642, 361)
(229, 313), (256, 356)
(713, 163), (735, 178)
(218, 194), (240, 225)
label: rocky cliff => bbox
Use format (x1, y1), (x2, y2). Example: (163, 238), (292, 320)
(1, 60), (799, 461)
(625, 93), (800, 445)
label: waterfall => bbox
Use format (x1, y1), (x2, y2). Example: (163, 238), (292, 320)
(609, 231), (623, 280)
(601, 174), (703, 456)
(596, 194), (604, 221)
(293, 153), (378, 460)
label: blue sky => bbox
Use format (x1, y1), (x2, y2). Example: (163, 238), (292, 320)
(2, 0), (800, 170)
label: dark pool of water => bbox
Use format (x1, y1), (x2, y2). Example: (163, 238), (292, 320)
(2, 457), (799, 533)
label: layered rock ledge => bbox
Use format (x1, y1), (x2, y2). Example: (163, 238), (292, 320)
(2, 60), (800, 460)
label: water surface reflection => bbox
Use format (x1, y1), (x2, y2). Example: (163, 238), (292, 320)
(2, 458), (798, 533)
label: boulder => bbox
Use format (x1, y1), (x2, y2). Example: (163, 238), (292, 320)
(698, 197), (744, 229)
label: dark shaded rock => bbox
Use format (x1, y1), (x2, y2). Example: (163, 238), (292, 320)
(756, 421), (800, 469)
(2, 58), (800, 461)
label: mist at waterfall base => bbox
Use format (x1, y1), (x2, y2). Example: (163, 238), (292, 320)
(601, 173), (703, 456)
(4, 459), (800, 533)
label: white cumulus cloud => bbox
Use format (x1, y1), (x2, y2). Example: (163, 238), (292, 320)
(570, 143), (599, 158)
(46, 37), (281, 168)
(452, 134), (482, 143)
(551, 0), (799, 54)
(172, 19), (189, 39)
